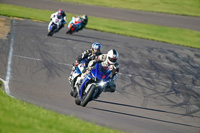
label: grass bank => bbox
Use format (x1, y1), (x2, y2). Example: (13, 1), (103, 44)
(58, 0), (200, 17)
(0, 82), (121, 133)
(0, 4), (200, 49)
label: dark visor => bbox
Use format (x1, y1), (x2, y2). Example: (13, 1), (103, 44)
(108, 57), (117, 62)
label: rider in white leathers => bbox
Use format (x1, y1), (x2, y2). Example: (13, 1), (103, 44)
(48, 9), (67, 32)
(76, 49), (119, 93)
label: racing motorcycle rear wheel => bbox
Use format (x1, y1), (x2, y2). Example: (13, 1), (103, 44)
(70, 90), (77, 97)
(75, 96), (81, 105)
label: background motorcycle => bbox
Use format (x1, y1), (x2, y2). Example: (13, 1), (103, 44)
(47, 16), (63, 36)
(69, 55), (96, 97)
(74, 63), (112, 107)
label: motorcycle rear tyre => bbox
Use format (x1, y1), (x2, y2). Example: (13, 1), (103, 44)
(66, 30), (72, 34)
(75, 96), (81, 105)
(70, 90), (77, 97)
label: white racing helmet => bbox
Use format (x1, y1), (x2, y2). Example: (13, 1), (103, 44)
(106, 49), (119, 65)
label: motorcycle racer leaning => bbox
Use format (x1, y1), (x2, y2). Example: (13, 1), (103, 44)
(48, 9), (67, 32)
(67, 14), (88, 33)
(78, 14), (88, 31)
(76, 49), (119, 93)
(68, 42), (102, 81)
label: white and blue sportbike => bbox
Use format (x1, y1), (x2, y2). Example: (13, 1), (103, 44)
(69, 59), (87, 97)
(47, 16), (63, 36)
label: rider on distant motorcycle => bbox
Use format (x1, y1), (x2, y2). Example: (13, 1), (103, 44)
(78, 14), (88, 32)
(68, 42), (102, 81)
(67, 14), (88, 33)
(76, 49), (119, 93)
(48, 9), (67, 32)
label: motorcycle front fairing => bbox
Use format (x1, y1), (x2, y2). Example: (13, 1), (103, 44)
(49, 23), (57, 31)
(50, 17), (62, 29)
(79, 63), (112, 99)
(77, 60), (87, 72)
(91, 63), (112, 81)
(68, 17), (82, 33)
(71, 59), (86, 81)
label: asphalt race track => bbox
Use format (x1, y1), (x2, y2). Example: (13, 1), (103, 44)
(0, 1), (200, 133)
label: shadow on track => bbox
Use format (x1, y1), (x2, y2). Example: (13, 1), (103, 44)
(89, 105), (200, 129)
(117, 46), (200, 117)
(94, 99), (200, 118)
(73, 34), (120, 43)
(53, 36), (92, 44)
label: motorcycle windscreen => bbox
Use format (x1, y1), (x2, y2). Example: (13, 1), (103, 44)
(75, 67), (81, 74)
(90, 63), (112, 81)
(77, 60), (86, 73)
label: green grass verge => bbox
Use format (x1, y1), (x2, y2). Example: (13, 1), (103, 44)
(88, 16), (200, 48)
(0, 82), (121, 133)
(58, 0), (200, 17)
(0, 4), (200, 49)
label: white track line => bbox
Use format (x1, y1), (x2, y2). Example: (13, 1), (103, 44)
(5, 20), (15, 95)
(0, 20), (15, 96)
(3, 20), (15, 96)
(13, 55), (72, 67)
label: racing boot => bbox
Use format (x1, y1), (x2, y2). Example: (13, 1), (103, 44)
(104, 83), (116, 93)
